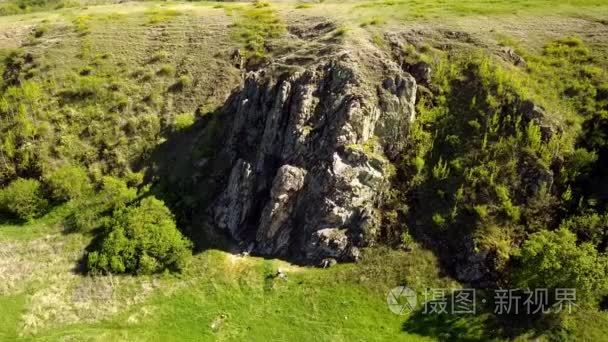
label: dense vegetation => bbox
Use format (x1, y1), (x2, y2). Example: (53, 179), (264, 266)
(379, 34), (608, 332)
(87, 196), (192, 274)
(0, 4), (228, 276)
(0, 177), (47, 220)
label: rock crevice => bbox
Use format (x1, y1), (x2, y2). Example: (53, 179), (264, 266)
(209, 54), (417, 262)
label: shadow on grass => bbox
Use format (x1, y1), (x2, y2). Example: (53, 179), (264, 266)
(402, 291), (560, 341)
(139, 104), (235, 254)
(403, 311), (488, 342)
(0, 215), (23, 226)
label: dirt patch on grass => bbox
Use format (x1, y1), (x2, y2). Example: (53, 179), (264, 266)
(0, 231), (164, 336)
(0, 24), (33, 49)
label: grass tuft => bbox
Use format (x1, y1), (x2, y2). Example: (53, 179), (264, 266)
(145, 8), (182, 25)
(228, 2), (285, 58)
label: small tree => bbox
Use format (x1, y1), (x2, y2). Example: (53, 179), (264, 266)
(560, 213), (608, 251)
(45, 164), (92, 202)
(0, 178), (48, 220)
(97, 176), (138, 212)
(513, 228), (607, 305)
(64, 176), (137, 232)
(87, 196), (192, 275)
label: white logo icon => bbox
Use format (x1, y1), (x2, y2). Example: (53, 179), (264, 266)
(387, 286), (417, 315)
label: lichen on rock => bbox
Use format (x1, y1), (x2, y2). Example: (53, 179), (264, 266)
(208, 52), (417, 263)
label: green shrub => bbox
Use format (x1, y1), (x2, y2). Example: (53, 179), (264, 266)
(432, 213), (446, 227)
(495, 184), (520, 221)
(64, 176), (136, 232)
(253, 0), (270, 8)
(79, 66), (93, 76)
(400, 230), (416, 250)
(333, 26), (349, 38)
(65, 200), (103, 233)
(157, 64), (175, 76)
(413, 156), (425, 174)
(0, 178), (48, 220)
(295, 3), (312, 9)
(525, 121), (542, 150)
(561, 213), (608, 249)
(473, 205), (489, 220)
(73, 15), (91, 35)
(564, 148), (597, 181)
(33, 25), (47, 38)
(0, 3), (21, 16)
(432, 157), (450, 180)
(87, 196), (192, 275)
(513, 228), (607, 305)
(45, 164), (92, 202)
(98, 176), (138, 211)
(173, 112), (195, 131)
(360, 16), (385, 27)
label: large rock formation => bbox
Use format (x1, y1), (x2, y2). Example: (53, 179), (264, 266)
(209, 52), (417, 263)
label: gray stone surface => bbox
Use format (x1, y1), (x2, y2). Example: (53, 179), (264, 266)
(209, 55), (417, 262)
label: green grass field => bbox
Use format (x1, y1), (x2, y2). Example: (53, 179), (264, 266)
(3, 216), (605, 341)
(0, 212), (458, 341)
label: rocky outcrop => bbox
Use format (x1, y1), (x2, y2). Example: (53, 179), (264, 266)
(519, 100), (561, 141)
(455, 237), (493, 284)
(408, 62), (432, 85)
(256, 165), (307, 255)
(208, 53), (417, 263)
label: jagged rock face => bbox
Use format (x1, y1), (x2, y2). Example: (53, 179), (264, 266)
(210, 56), (416, 262)
(454, 237), (493, 284)
(256, 165), (307, 255)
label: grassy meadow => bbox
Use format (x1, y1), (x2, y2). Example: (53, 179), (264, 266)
(0, 211), (457, 341)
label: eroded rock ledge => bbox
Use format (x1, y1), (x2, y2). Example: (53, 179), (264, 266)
(209, 53), (417, 263)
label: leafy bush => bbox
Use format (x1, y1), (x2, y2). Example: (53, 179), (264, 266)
(431, 157), (450, 180)
(333, 27), (349, 38)
(97, 176), (138, 211)
(295, 3), (313, 9)
(432, 213), (446, 227)
(473, 205), (489, 220)
(173, 112), (195, 131)
(157, 64), (175, 76)
(45, 164), (92, 202)
(64, 176), (136, 232)
(0, 178), (48, 220)
(513, 228), (607, 304)
(87, 196), (192, 275)
(0, 3), (21, 16)
(400, 230), (416, 250)
(73, 15), (91, 35)
(561, 213), (608, 250)
(33, 25), (47, 38)
(0, 0), (79, 16)
(525, 121), (542, 150)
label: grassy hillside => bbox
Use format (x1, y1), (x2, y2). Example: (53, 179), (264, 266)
(0, 211), (458, 341)
(1, 0), (608, 341)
